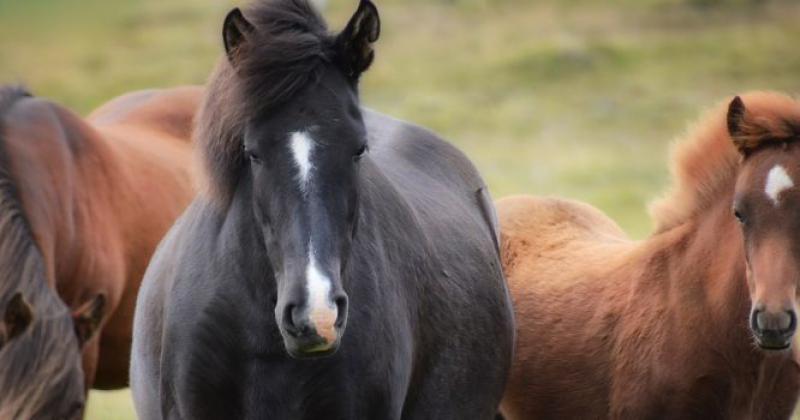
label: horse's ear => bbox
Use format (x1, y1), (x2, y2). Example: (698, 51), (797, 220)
(223, 8), (255, 66)
(3, 293), (33, 343)
(72, 294), (106, 348)
(727, 96), (750, 154)
(336, 0), (381, 80)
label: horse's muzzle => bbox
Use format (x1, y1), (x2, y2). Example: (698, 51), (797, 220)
(278, 294), (348, 359)
(751, 308), (796, 350)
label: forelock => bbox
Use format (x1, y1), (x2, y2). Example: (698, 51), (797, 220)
(196, 0), (344, 207)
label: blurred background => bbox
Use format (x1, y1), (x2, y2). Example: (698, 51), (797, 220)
(0, 0), (799, 418)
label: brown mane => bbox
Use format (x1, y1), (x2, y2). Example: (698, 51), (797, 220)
(650, 91), (800, 232)
(195, 0), (334, 206)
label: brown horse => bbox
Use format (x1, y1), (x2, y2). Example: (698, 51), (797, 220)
(499, 92), (800, 419)
(0, 85), (200, 404)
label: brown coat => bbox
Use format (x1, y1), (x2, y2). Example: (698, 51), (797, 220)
(500, 92), (800, 419)
(3, 86), (202, 390)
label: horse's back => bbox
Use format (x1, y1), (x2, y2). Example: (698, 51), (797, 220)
(86, 86), (200, 216)
(499, 195), (627, 243)
(499, 195), (629, 274)
(89, 85), (202, 144)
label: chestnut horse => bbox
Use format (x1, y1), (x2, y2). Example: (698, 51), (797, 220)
(500, 92), (800, 419)
(0, 85), (200, 413)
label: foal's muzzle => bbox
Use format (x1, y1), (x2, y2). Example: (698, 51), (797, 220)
(278, 294), (348, 359)
(750, 308), (797, 350)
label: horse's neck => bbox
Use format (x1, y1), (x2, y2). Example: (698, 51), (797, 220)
(657, 198), (758, 358)
(9, 101), (127, 301)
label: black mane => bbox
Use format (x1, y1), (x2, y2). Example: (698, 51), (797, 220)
(197, 0), (347, 206)
(235, 0), (334, 114)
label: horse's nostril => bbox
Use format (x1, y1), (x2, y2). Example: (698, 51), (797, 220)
(751, 309), (797, 334)
(282, 303), (299, 336)
(752, 309), (764, 332)
(783, 310), (797, 333)
(334, 295), (348, 328)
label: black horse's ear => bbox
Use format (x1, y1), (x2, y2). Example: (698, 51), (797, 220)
(223, 8), (255, 66)
(72, 294), (106, 348)
(3, 293), (33, 342)
(336, 0), (381, 80)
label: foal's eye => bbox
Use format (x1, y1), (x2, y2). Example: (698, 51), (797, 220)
(733, 209), (746, 224)
(354, 144), (368, 160)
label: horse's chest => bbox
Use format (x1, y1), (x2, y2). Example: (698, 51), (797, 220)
(175, 302), (404, 420)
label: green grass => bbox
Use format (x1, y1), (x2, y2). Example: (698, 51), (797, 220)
(2, 0), (800, 418)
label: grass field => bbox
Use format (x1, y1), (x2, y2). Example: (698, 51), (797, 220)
(1, 0), (800, 418)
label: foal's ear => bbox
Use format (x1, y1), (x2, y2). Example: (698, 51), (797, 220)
(336, 0), (381, 80)
(72, 294), (106, 348)
(3, 293), (34, 344)
(223, 8), (255, 66)
(727, 96), (751, 154)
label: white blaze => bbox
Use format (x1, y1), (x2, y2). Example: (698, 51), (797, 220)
(290, 131), (314, 192)
(765, 164), (794, 206)
(291, 130), (337, 344)
(305, 246), (337, 342)
(306, 247), (333, 312)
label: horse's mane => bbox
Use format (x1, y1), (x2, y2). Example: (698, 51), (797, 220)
(0, 84), (37, 299)
(650, 91), (800, 232)
(196, 0), (335, 206)
(0, 85), (79, 414)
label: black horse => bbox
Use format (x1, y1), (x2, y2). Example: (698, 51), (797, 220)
(131, 0), (514, 418)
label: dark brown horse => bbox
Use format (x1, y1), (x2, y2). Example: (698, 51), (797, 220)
(500, 92), (800, 419)
(0, 84), (201, 415)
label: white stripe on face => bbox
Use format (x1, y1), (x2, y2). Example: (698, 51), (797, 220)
(291, 131), (337, 343)
(765, 164), (794, 206)
(290, 131), (314, 192)
(305, 245), (337, 343)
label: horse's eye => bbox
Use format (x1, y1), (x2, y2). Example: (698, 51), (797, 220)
(733, 209), (746, 224)
(354, 144), (368, 160)
(246, 149), (262, 164)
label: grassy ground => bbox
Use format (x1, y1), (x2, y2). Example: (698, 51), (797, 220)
(1, 0), (800, 418)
